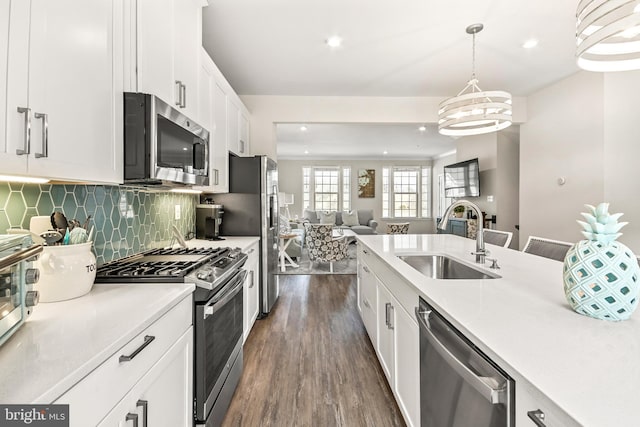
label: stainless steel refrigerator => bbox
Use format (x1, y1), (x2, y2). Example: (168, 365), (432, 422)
(214, 155), (279, 316)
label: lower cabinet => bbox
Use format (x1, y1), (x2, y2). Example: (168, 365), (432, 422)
(98, 328), (193, 427)
(358, 249), (420, 427)
(54, 296), (193, 427)
(243, 240), (260, 342)
(516, 379), (580, 427)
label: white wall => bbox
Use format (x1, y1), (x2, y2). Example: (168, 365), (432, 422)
(278, 159), (436, 234)
(520, 71), (605, 249)
(455, 133), (498, 216)
(242, 95), (527, 158)
(603, 71), (640, 252)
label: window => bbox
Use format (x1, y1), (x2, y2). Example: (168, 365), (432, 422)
(438, 173), (453, 217)
(302, 166), (351, 211)
(382, 166), (431, 218)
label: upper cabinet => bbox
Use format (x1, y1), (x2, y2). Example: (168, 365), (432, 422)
(0, 0), (123, 184)
(135, 0), (202, 121)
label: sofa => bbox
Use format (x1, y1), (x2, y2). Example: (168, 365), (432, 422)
(302, 209), (378, 235)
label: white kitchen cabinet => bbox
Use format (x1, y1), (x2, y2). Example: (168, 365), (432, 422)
(393, 301), (420, 427)
(243, 240), (260, 342)
(1, 0), (123, 183)
(227, 100), (241, 155)
(357, 259), (378, 348)
(135, 0), (202, 120)
(98, 328), (193, 427)
(195, 49), (230, 193)
(55, 296), (193, 427)
(239, 111), (250, 155)
(376, 282), (396, 384)
(516, 379), (580, 427)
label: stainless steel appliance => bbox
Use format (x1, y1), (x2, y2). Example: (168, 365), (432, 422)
(415, 297), (514, 427)
(123, 92), (209, 187)
(0, 235), (42, 347)
(196, 203), (225, 240)
(95, 246), (248, 427)
(213, 155), (279, 316)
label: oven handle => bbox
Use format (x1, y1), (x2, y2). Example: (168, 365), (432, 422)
(0, 244), (43, 270)
(415, 307), (506, 405)
(203, 270), (247, 319)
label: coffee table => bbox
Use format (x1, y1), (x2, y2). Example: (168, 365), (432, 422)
(332, 228), (357, 243)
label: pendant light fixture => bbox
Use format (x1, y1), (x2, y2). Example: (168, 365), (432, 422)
(438, 24), (512, 136)
(576, 0), (640, 72)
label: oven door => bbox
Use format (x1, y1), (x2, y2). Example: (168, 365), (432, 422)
(194, 269), (247, 422)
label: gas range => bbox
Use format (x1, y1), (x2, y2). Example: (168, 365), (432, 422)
(95, 246), (248, 295)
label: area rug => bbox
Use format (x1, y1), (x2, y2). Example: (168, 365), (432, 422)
(277, 243), (357, 275)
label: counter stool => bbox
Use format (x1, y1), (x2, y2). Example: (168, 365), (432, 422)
(386, 222), (410, 234)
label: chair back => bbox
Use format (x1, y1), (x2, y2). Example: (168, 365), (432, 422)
(523, 236), (573, 261)
(303, 223), (348, 262)
(386, 222), (410, 234)
(482, 229), (513, 248)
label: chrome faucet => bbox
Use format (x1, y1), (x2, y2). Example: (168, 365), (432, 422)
(439, 200), (486, 264)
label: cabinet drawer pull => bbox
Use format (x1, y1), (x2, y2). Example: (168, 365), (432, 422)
(16, 107), (31, 155)
(34, 112), (48, 158)
(180, 83), (187, 108)
(388, 304), (394, 330)
(363, 249), (368, 254)
(175, 80), (182, 106)
(249, 270), (255, 288)
(363, 266), (370, 273)
(385, 302), (391, 327)
(527, 409), (546, 426)
(213, 168), (219, 185)
(136, 400), (148, 427)
(119, 335), (155, 362)
(126, 412), (138, 427)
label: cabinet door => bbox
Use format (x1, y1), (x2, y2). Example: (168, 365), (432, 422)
(394, 306), (420, 427)
(239, 111), (250, 155)
(137, 0), (174, 105)
(516, 380), (580, 427)
(98, 328), (193, 427)
(243, 242), (260, 342)
(211, 80), (229, 191)
(173, 0), (200, 119)
(358, 260), (377, 347)
(26, 0), (122, 183)
(227, 100), (240, 155)
(1, 0), (29, 174)
(377, 282), (395, 384)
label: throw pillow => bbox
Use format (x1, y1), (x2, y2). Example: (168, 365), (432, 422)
(303, 209), (319, 223)
(319, 211), (336, 225)
(342, 210), (359, 226)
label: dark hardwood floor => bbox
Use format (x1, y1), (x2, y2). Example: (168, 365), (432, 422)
(222, 274), (406, 427)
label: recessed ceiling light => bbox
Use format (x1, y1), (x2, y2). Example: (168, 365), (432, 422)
(418, 126), (427, 132)
(304, 150), (309, 154)
(383, 151), (388, 155)
(522, 39), (538, 49)
(300, 125), (308, 132)
(326, 36), (342, 48)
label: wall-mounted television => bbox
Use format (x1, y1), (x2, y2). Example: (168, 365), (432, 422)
(444, 158), (480, 198)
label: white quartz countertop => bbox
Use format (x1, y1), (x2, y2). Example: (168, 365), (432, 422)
(0, 283), (194, 404)
(182, 236), (259, 252)
(357, 233), (640, 427)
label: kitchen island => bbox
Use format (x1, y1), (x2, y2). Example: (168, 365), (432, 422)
(357, 233), (639, 427)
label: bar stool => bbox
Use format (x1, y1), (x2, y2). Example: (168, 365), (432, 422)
(386, 222), (410, 234)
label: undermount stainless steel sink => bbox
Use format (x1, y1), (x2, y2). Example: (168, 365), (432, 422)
(398, 254), (501, 280)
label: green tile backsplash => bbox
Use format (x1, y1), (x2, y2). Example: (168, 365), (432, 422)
(0, 183), (196, 265)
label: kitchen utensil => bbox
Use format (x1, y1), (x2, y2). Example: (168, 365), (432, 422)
(87, 225), (95, 243)
(50, 212), (68, 241)
(172, 225), (188, 248)
(63, 227), (70, 245)
(5, 229), (46, 246)
(82, 215), (92, 230)
(30, 216), (51, 236)
(68, 227), (88, 245)
(40, 231), (63, 246)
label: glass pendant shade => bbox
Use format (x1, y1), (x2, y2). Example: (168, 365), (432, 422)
(577, 0), (640, 71)
(438, 24), (512, 136)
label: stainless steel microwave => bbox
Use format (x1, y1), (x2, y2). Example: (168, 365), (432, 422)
(124, 92), (209, 187)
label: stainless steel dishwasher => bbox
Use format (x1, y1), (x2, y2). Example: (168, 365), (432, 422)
(415, 297), (514, 427)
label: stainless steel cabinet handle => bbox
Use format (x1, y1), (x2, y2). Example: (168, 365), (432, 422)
(248, 247), (255, 254)
(239, 139), (245, 154)
(527, 409), (546, 426)
(119, 335), (155, 362)
(180, 83), (187, 108)
(363, 265), (370, 273)
(388, 305), (394, 330)
(249, 270), (255, 288)
(125, 412), (138, 427)
(16, 107), (31, 155)
(363, 249), (369, 254)
(385, 302), (391, 327)
(415, 307), (506, 405)
(175, 80), (182, 106)
(34, 112), (48, 158)
(213, 168), (219, 185)
(136, 400), (148, 427)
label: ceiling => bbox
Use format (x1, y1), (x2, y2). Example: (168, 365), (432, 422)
(201, 0), (579, 158)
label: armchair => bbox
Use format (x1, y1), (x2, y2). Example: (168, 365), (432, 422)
(303, 223), (348, 273)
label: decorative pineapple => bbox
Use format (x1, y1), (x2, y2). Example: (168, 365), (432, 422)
(563, 203), (640, 321)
